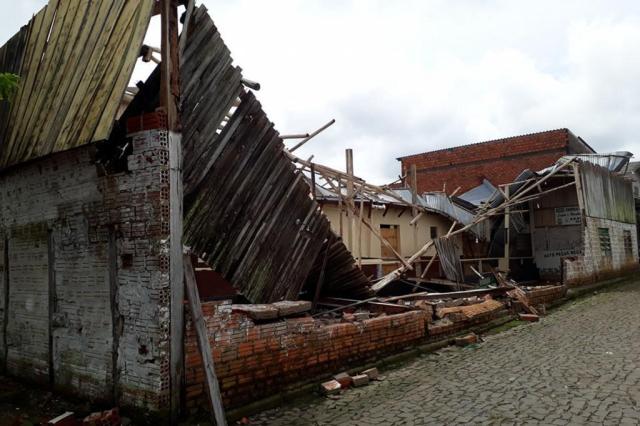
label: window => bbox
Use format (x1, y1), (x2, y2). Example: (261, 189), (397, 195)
(623, 230), (634, 260)
(430, 226), (438, 239)
(598, 227), (612, 258)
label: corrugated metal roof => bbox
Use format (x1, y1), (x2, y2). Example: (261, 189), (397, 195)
(555, 152), (633, 173)
(459, 179), (498, 206)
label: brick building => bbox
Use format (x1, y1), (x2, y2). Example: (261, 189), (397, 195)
(398, 129), (595, 194)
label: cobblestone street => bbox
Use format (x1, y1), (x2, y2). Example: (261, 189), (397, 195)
(251, 278), (640, 425)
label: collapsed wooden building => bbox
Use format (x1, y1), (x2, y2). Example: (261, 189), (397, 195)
(0, 0), (638, 423)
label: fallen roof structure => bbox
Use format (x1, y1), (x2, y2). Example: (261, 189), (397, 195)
(0, 0), (154, 169)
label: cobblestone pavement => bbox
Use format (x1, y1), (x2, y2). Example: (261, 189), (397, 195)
(251, 278), (640, 425)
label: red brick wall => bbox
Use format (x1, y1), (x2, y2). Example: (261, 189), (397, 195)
(415, 151), (565, 194)
(184, 302), (428, 410)
(399, 129), (593, 194)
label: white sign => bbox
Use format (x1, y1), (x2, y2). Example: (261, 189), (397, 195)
(555, 207), (581, 225)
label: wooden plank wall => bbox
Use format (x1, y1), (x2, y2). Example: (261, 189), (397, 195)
(181, 6), (371, 303)
(0, 0), (154, 170)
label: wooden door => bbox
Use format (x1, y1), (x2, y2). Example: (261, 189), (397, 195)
(380, 225), (400, 274)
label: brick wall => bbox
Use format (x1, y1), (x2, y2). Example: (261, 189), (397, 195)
(0, 128), (173, 410)
(522, 285), (567, 307)
(399, 129), (593, 194)
(564, 217), (639, 286)
(184, 302), (428, 410)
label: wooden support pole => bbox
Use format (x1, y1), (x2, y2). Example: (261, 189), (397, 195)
(169, 131), (184, 422)
(310, 163), (316, 201)
(160, 0), (180, 130)
(184, 255), (227, 426)
(337, 179), (343, 238)
(281, 133), (310, 139)
(420, 254), (438, 279)
(346, 149), (354, 251)
(178, 0), (195, 55)
(501, 185), (510, 272)
(410, 164), (422, 277)
(289, 119), (335, 152)
(312, 234), (334, 310)
(573, 163), (587, 227)
(358, 196), (364, 268)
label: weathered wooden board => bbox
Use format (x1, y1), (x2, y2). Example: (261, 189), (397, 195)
(181, 7), (371, 303)
(0, 0), (154, 170)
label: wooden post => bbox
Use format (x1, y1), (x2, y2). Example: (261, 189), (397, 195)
(289, 119), (335, 152)
(169, 131), (184, 422)
(346, 149), (354, 251)
(184, 255), (227, 426)
(310, 163), (316, 201)
(573, 163), (587, 228)
(161, 0), (184, 418)
(410, 164), (421, 277)
(501, 185), (510, 273)
(338, 179), (343, 239)
(160, 0), (180, 130)
(312, 234), (334, 310)
(358, 196), (364, 268)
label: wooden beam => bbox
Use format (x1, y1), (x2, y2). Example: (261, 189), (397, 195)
(420, 255), (438, 279)
(310, 163), (316, 201)
(501, 185), (510, 272)
(410, 164), (422, 277)
(380, 286), (510, 303)
(346, 149), (354, 250)
(573, 163), (587, 228)
(169, 131), (185, 422)
(281, 133), (310, 139)
(184, 255), (227, 426)
(160, 0), (180, 130)
(289, 119), (335, 152)
(358, 195), (364, 268)
(312, 234), (334, 310)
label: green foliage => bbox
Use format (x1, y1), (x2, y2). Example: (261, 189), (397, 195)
(0, 73), (19, 101)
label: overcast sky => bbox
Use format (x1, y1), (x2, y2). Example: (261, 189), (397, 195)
(3, 1), (640, 183)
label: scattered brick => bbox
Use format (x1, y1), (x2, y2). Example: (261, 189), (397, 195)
(362, 367), (379, 381)
(519, 313), (540, 322)
(333, 372), (353, 388)
(352, 374), (370, 387)
(455, 333), (479, 347)
(82, 408), (120, 426)
(321, 380), (342, 395)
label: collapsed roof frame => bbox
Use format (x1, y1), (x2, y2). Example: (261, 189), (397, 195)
(371, 156), (581, 291)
